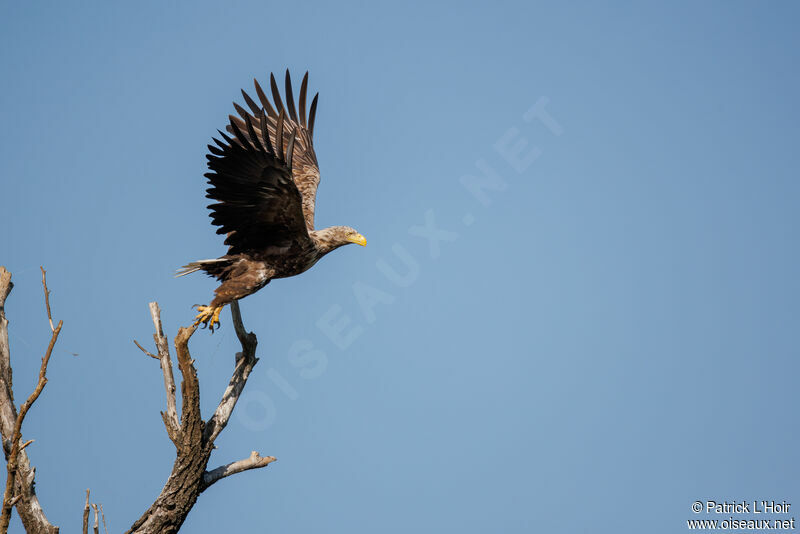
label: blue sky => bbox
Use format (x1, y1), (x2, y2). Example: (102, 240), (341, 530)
(1, 1), (799, 532)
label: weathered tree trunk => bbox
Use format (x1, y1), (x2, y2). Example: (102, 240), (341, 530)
(126, 446), (214, 533)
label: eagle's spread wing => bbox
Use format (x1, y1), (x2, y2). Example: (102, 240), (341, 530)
(228, 70), (321, 231)
(205, 112), (310, 255)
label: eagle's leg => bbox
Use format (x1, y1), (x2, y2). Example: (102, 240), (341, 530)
(193, 304), (224, 331)
(193, 261), (273, 333)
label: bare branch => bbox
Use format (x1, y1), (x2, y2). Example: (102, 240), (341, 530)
(99, 504), (108, 534)
(40, 268), (54, 333)
(204, 301), (258, 443)
(91, 503), (99, 534)
(0, 268), (13, 390)
(174, 324), (203, 444)
(231, 300), (256, 353)
(147, 303), (180, 444)
(133, 340), (158, 360)
(82, 490), (89, 534)
(0, 267), (63, 534)
(201, 450), (276, 491)
(0, 269), (11, 307)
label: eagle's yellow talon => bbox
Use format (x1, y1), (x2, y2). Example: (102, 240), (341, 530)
(193, 305), (223, 332)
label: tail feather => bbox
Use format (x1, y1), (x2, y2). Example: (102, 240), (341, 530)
(175, 258), (230, 278)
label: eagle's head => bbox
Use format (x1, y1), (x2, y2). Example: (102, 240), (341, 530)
(312, 226), (367, 253)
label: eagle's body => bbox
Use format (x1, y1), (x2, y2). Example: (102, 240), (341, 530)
(180, 71), (365, 330)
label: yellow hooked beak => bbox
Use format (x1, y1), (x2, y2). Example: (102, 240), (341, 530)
(347, 233), (367, 247)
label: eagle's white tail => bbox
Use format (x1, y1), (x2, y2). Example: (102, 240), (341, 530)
(175, 258), (229, 277)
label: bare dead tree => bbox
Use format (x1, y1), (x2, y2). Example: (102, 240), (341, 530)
(126, 299), (275, 533)
(0, 266), (276, 533)
(0, 266), (60, 534)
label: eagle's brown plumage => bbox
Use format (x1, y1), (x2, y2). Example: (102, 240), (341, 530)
(180, 70), (366, 330)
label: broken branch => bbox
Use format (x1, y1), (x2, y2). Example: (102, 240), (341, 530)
(147, 303), (180, 444)
(204, 301), (258, 443)
(201, 450), (276, 491)
(82, 489), (89, 534)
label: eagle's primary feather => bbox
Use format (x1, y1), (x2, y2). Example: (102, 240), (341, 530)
(182, 70), (365, 331)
